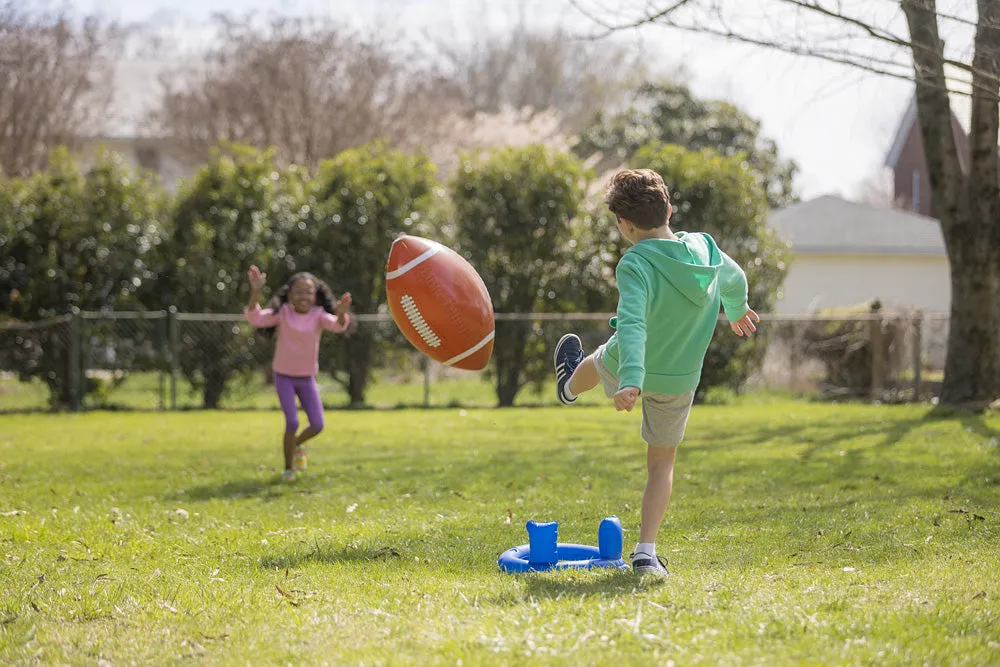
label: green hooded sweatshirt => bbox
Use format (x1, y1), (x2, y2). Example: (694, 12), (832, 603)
(600, 231), (750, 395)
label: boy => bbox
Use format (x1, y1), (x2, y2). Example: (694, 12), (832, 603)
(554, 169), (759, 578)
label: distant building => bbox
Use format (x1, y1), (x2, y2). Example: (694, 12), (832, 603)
(769, 195), (949, 315)
(883, 96), (970, 218)
(78, 58), (195, 191)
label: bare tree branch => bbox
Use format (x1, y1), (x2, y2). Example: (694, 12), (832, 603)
(570, 0), (993, 96)
(568, 0), (696, 38)
(152, 16), (462, 168)
(760, 0), (985, 81)
(431, 4), (647, 132)
(0, 2), (121, 176)
(633, 16), (981, 95)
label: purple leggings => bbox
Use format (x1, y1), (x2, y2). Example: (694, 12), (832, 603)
(274, 373), (324, 434)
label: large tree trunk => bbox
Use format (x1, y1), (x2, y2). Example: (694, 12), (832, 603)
(903, 0), (1000, 408)
(494, 320), (530, 407)
(202, 361), (228, 409)
(941, 237), (1000, 406)
(344, 331), (372, 407)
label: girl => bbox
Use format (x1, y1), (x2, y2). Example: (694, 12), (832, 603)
(245, 265), (352, 481)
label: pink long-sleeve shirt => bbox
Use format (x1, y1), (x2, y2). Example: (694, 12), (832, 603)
(244, 303), (350, 377)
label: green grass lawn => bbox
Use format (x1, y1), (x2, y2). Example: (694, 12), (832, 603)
(1, 402), (998, 664)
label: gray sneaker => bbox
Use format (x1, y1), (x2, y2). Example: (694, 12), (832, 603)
(630, 551), (669, 578)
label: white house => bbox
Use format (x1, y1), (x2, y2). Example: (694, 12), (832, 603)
(78, 58), (195, 192)
(768, 195), (950, 315)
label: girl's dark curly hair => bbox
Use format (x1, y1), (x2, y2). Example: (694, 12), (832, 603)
(261, 272), (338, 337)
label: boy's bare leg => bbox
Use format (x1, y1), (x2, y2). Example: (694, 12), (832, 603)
(568, 354), (601, 396)
(639, 444), (678, 543)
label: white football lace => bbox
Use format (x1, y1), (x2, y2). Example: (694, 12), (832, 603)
(401, 294), (441, 348)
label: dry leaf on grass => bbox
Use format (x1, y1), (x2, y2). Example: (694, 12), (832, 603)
(275, 584), (299, 606)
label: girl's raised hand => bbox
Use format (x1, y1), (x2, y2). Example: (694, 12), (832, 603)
(248, 265), (267, 291)
(335, 292), (352, 316)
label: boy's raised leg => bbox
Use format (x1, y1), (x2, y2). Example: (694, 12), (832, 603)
(568, 355), (600, 397)
(554, 334), (586, 405)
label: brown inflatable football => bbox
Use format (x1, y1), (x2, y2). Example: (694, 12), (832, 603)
(385, 235), (494, 371)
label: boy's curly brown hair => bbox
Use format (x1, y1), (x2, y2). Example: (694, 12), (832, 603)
(604, 169), (671, 230)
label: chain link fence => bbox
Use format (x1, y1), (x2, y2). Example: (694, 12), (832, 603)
(754, 311), (949, 401)
(80, 311), (168, 410)
(0, 314), (74, 411)
(0, 310), (950, 413)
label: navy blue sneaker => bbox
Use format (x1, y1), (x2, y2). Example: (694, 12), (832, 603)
(630, 552), (669, 578)
(554, 333), (584, 405)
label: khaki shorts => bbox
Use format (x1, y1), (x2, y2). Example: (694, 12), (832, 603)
(594, 344), (696, 448)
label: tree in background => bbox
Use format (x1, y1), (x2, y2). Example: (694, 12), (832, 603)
(576, 82), (798, 210)
(154, 16), (460, 170)
(451, 144), (591, 407)
(631, 142), (788, 400)
(289, 143), (441, 406)
(0, 149), (166, 407)
(433, 9), (646, 133)
(165, 144), (305, 408)
(0, 3), (121, 177)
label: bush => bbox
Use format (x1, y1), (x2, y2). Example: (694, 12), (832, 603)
(450, 145), (593, 406)
(575, 82), (798, 209)
(0, 148), (167, 407)
(165, 143), (305, 408)
(292, 142), (441, 406)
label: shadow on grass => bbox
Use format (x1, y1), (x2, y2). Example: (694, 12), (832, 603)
(693, 405), (998, 462)
(925, 406), (1000, 442)
(260, 542), (406, 570)
(172, 465), (380, 502)
(485, 568), (663, 606)
(178, 475), (286, 501)
(169, 404), (999, 510)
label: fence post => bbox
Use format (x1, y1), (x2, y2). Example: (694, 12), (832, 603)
(788, 319), (800, 395)
(422, 355), (430, 409)
(156, 312), (166, 411)
(912, 311), (923, 401)
(870, 302), (884, 401)
(68, 308), (82, 411)
(168, 307), (179, 410)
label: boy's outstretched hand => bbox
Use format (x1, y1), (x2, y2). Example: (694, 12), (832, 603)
(614, 386), (640, 412)
(730, 309), (760, 337)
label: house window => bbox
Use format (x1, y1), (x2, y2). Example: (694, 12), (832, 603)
(136, 146), (161, 174)
(912, 170), (920, 213)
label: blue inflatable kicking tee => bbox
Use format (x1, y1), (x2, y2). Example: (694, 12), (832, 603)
(497, 516), (628, 573)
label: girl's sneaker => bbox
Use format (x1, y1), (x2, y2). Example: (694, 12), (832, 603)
(281, 469), (300, 482)
(294, 446), (308, 472)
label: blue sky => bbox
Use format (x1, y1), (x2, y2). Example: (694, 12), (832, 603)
(66, 0), (976, 200)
